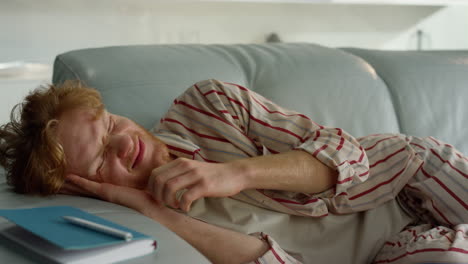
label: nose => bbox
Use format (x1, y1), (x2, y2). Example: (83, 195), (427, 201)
(109, 133), (133, 160)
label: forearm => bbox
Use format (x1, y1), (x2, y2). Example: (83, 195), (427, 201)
(151, 209), (269, 264)
(232, 150), (338, 194)
(146, 150), (339, 212)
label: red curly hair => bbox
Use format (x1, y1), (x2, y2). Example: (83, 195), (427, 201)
(0, 80), (104, 195)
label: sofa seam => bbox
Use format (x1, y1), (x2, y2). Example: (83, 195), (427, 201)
(339, 49), (403, 133)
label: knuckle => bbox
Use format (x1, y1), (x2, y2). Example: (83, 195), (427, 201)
(198, 177), (211, 188)
(177, 158), (193, 169)
(154, 176), (165, 186)
(166, 179), (179, 192)
(191, 167), (201, 176)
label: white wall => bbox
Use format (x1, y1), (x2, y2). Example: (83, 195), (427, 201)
(384, 6), (468, 49)
(1, 0), (467, 124)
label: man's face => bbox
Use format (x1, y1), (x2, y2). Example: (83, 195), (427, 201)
(56, 108), (171, 189)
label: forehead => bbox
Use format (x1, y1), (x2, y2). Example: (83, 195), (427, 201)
(57, 108), (108, 177)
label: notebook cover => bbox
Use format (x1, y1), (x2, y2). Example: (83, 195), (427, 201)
(0, 206), (153, 250)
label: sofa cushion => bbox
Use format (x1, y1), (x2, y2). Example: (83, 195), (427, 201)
(344, 48), (468, 154)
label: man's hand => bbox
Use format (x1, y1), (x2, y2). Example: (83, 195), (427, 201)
(147, 158), (246, 212)
(59, 178), (99, 198)
(66, 175), (169, 219)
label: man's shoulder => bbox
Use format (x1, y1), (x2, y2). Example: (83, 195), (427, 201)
(189, 79), (250, 94)
(179, 79), (249, 100)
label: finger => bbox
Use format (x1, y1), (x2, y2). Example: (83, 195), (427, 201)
(154, 160), (186, 202)
(147, 162), (177, 200)
(163, 173), (198, 209)
(179, 184), (205, 212)
(150, 158), (192, 202)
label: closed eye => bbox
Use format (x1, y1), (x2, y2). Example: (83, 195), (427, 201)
(97, 151), (106, 177)
(97, 115), (113, 177)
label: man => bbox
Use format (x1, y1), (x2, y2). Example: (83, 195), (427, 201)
(1, 79), (467, 263)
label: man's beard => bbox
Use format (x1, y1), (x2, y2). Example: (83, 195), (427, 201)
(133, 122), (173, 188)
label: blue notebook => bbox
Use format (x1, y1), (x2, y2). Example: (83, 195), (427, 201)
(0, 206), (157, 264)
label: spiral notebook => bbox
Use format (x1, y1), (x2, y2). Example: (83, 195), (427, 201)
(0, 206), (157, 264)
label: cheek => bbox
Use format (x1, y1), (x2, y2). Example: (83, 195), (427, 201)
(101, 161), (127, 185)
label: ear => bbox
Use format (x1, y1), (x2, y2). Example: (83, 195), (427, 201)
(58, 173), (98, 198)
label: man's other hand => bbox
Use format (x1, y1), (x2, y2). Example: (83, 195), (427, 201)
(147, 158), (246, 212)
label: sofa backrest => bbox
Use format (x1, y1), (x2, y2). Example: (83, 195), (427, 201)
(53, 43), (467, 154)
(344, 48), (468, 155)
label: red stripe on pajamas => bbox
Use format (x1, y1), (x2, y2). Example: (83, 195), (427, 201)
(374, 247), (468, 263)
(265, 235), (286, 264)
(337, 170), (369, 184)
(250, 115), (305, 143)
(265, 146), (279, 154)
(193, 149), (218, 163)
(251, 95), (315, 121)
(175, 100), (242, 131)
(429, 198), (453, 226)
(364, 135), (399, 151)
(256, 190), (326, 217)
(347, 146), (366, 165)
(312, 144), (328, 156)
(167, 145), (197, 156)
(370, 147), (406, 168)
(428, 136), (442, 146)
(359, 171), (370, 177)
(349, 166), (406, 200)
(410, 142), (426, 150)
(198, 87), (307, 143)
(162, 118), (230, 143)
(336, 128), (345, 151)
(456, 153), (468, 162)
(430, 149), (468, 178)
(273, 197), (319, 205)
(174, 100), (260, 147)
(420, 166), (468, 210)
(226, 82), (315, 122)
(201, 89), (251, 115)
(224, 82), (249, 92)
(218, 110), (239, 119)
(312, 130), (320, 141)
(337, 177), (353, 184)
(202, 89), (218, 96)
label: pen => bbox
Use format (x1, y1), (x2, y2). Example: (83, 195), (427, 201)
(63, 216), (133, 241)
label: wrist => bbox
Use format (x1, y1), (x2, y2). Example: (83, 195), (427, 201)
(150, 206), (186, 228)
(227, 159), (256, 190)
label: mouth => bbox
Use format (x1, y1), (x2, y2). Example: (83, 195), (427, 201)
(132, 137), (145, 169)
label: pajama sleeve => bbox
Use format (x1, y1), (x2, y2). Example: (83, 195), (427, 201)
(159, 79), (371, 217)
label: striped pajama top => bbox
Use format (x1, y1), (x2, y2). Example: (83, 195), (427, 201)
(152, 79), (423, 218)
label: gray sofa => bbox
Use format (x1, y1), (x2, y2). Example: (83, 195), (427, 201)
(1, 43), (467, 263)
